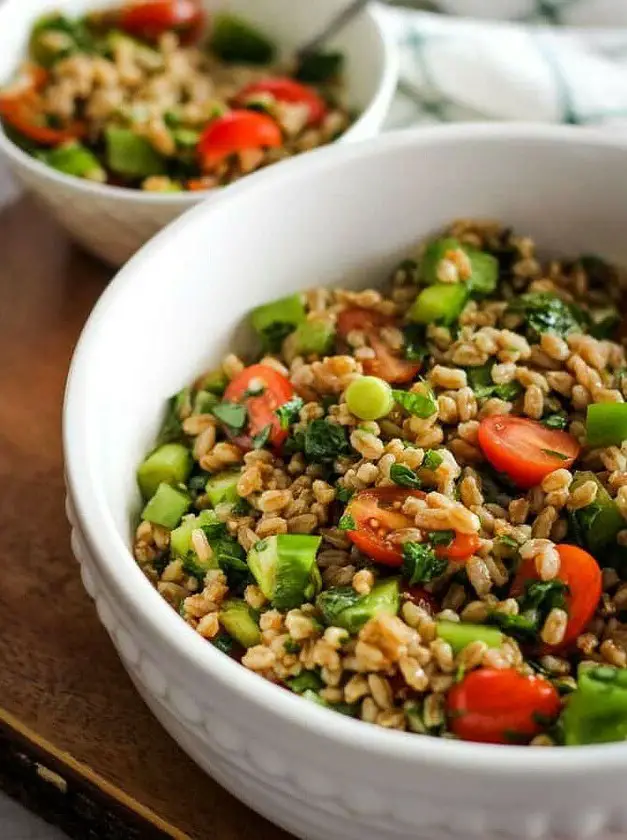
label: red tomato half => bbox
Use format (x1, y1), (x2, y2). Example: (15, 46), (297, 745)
(437, 532), (481, 561)
(477, 415), (580, 489)
(336, 308), (420, 385)
(345, 487), (424, 566)
(236, 77), (327, 126)
(511, 543), (601, 651)
(119, 0), (205, 43)
(198, 110), (282, 171)
(223, 363), (294, 450)
(447, 668), (561, 745)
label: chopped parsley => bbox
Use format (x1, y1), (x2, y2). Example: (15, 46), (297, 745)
(303, 418), (351, 462)
(542, 413), (568, 430)
(467, 364), (522, 402)
(422, 450), (443, 471)
(336, 486), (354, 503)
(275, 396), (304, 430)
(390, 463), (422, 489)
(488, 579), (568, 643)
(338, 513), (356, 531)
(392, 387), (437, 419)
(252, 424), (272, 449)
(508, 292), (585, 340)
(211, 401), (247, 430)
(402, 324), (429, 364)
(427, 530), (455, 547)
(402, 542), (448, 585)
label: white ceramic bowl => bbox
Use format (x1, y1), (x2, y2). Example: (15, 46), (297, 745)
(0, 0), (397, 267)
(64, 124), (627, 840)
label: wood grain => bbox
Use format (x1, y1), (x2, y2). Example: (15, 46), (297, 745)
(0, 166), (289, 839)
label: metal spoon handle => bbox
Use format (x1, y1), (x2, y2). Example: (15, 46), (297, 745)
(296, 0), (372, 59)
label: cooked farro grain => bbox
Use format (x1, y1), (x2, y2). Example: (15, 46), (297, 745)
(135, 219), (627, 747)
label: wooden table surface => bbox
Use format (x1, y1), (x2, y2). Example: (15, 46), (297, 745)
(0, 164), (287, 839)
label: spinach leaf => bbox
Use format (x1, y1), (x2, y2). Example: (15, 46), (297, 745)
(303, 419), (351, 462)
(488, 611), (539, 644)
(316, 587), (361, 625)
(428, 530), (454, 547)
(508, 292), (585, 339)
(212, 633), (234, 655)
(392, 387), (437, 418)
(402, 542), (448, 585)
(157, 388), (191, 445)
(422, 450), (443, 471)
(468, 364), (522, 401)
(390, 463), (422, 489)
(338, 513), (356, 531)
(402, 324), (429, 364)
(212, 401), (247, 430)
(252, 424), (272, 449)
(275, 396), (304, 430)
(288, 670), (324, 694)
(259, 322), (295, 353)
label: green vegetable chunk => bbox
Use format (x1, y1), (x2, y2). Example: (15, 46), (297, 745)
(508, 292), (584, 339)
(218, 599), (261, 648)
(198, 369), (229, 395)
(402, 542), (447, 585)
(250, 293), (306, 351)
(157, 388), (191, 445)
(392, 386), (437, 418)
(38, 142), (105, 180)
(205, 470), (241, 507)
(436, 621), (504, 654)
(568, 471), (624, 552)
(389, 463), (421, 489)
(586, 403), (627, 447)
(246, 535), (322, 610)
(209, 13), (276, 64)
(288, 319), (335, 357)
(420, 237), (498, 295)
(137, 443), (192, 499)
(296, 51), (344, 83)
(288, 670), (325, 694)
(422, 450), (443, 471)
(193, 390), (219, 415)
(316, 579), (400, 634)
(408, 284), (469, 325)
(29, 13), (93, 66)
(170, 510), (220, 559)
(141, 482), (190, 529)
(105, 127), (166, 178)
(345, 376), (394, 421)
(303, 418), (350, 461)
(562, 666), (627, 745)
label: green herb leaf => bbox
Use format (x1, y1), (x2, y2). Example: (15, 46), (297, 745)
(303, 419), (351, 462)
(541, 448), (568, 460)
(284, 637), (301, 654)
(212, 401), (247, 430)
(157, 388), (190, 445)
(402, 542), (448, 585)
(232, 497), (253, 516)
(260, 322), (295, 353)
(428, 530), (454, 547)
(288, 670), (324, 693)
(521, 579), (568, 614)
(392, 387), (437, 419)
(508, 292), (585, 339)
(390, 463), (422, 489)
(468, 364), (522, 402)
(316, 587), (361, 625)
(336, 486), (354, 503)
(182, 552), (209, 581)
(542, 413), (568, 430)
(296, 50), (343, 83)
(402, 324), (429, 364)
(495, 534), (520, 551)
(488, 610), (539, 644)
(338, 513), (356, 531)
(252, 424), (272, 449)
(275, 396), (304, 431)
(212, 633), (234, 655)
(422, 450), (443, 471)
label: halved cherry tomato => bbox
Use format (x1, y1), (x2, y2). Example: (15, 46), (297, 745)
(186, 176), (217, 191)
(336, 308), (420, 385)
(119, 0), (205, 43)
(437, 532), (481, 561)
(511, 543), (601, 651)
(345, 487), (424, 565)
(197, 110), (282, 171)
(235, 77), (327, 126)
(477, 415), (580, 489)
(0, 65), (85, 146)
(223, 363), (294, 450)
(447, 668), (561, 744)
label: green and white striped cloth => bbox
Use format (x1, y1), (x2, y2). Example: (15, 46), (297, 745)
(384, 1), (627, 129)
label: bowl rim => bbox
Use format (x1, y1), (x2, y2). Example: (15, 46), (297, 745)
(64, 122), (627, 773)
(0, 0), (398, 204)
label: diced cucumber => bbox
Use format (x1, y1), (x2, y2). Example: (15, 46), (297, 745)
(420, 237), (498, 296)
(586, 403), (627, 447)
(289, 319), (335, 356)
(137, 443), (192, 499)
(106, 30), (162, 69)
(436, 620), (503, 654)
(408, 284), (469, 325)
(193, 389), (220, 415)
(569, 471), (624, 552)
(218, 599), (261, 648)
(198, 369), (229, 395)
(105, 127), (166, 178)
(250, 295), (305, 336)
(205, 471), (241, 507)
(170, 510), (220, 558)
(141, 482), (190, 529)
(288, 670), (324, 694)
(39, 142), (105, 180)
(317, 579), (400, 634)
(209, 13), (276, 64)
(246, 535), (322, 610)
(562, 665), (627, 745)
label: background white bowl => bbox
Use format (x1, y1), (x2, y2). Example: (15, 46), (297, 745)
(0, 0), (397, 266)
(64, 124), (627, 840)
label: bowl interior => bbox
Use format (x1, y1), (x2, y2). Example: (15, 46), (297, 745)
(67, 127), (627, 553)
(0, 0), (387, 120)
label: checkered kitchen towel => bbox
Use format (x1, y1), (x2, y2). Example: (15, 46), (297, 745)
(383, 0), (627, 129)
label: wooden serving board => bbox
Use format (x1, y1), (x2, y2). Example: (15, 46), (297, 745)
(0, 167), (289, 839)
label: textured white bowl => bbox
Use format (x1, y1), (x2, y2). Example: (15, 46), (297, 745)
(64, 125), (627, 840)
(0, 0), (397, 266)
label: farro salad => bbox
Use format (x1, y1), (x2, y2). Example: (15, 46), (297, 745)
(135, 219), (627, 746)
(0, 1), (351, 191)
